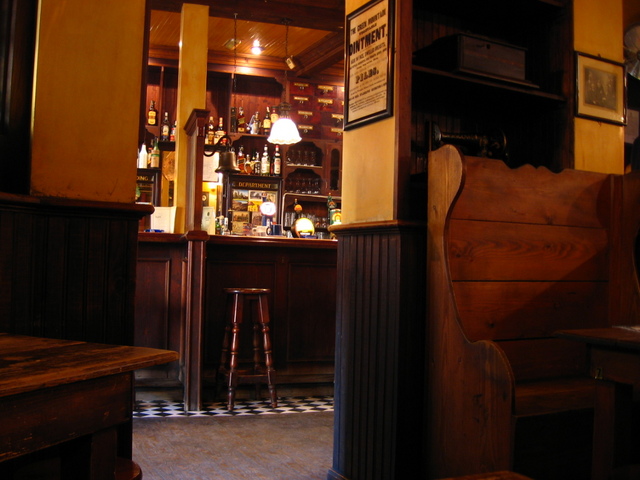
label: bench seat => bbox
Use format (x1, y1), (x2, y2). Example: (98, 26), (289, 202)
(514, 376), (596, 417)
(427, 146), (640, 478)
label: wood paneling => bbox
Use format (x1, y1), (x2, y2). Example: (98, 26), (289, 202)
(329, 221), (427, 480)
(0, 194), (152, 346)
(135, 241), (185, 385)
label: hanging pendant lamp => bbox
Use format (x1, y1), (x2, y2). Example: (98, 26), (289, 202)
(268, 19), (301, 145)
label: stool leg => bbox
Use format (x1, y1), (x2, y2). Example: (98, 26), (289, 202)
(257, 294), (277, 408)
(252, 308), (263, 400)
(226, 293), (243, 410)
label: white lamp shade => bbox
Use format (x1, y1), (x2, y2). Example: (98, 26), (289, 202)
(267, 117), (302, 145)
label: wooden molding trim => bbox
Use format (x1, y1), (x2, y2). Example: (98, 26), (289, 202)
(330, 219), (426, 235)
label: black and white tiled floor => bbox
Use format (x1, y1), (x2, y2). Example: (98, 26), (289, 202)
(134, 396), (334, 418)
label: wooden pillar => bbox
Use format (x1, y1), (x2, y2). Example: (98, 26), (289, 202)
(329, 222), (427, 480)
(175, 3), (209, 233)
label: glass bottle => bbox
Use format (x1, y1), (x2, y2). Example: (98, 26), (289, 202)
(273, 145), (281, 176)
(206, 116), (215, 145)
(161, 112), (171, 141)
(251, 111), (260, 134)
(214, 117), (226, 144)
(150, 138), (160, 169)
(237, 145), (246, 174)
(147, 100), (158, 126)
(263, 106), (272, 135)
(261, 144), (270, 176)
(237, 107), (246, 133)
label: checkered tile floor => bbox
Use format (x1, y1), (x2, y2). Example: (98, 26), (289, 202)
(134, 395), (334, 417)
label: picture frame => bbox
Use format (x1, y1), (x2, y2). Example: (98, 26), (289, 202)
(575, 52), (626, 126)
(344, 0), (394, 130)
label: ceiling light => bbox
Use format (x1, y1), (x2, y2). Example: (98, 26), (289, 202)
(268, 19), (301, 146)
(268, 103), (302, 145)
(251, 39), (264, 55)
(224, 38), (240, 50)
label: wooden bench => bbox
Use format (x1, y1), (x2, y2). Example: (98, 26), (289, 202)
(426, 146), (640, 479)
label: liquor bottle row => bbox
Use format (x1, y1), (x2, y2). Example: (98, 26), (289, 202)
(137, 137), (161, 169)
(236, 144), (282, 176)
(148, 99), (285, 142)
(210, 106), (279, 138)
(147, 100), (176, 142)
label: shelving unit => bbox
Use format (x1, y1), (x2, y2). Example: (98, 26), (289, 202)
(140, 64), (343, 231)
(412, 0), (573, 171)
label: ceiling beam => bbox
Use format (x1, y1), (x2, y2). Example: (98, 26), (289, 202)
(150, 0), (344, 32)
(294, 32), (344, 78)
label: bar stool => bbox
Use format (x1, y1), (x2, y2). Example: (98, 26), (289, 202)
(217, 288), (277, 410)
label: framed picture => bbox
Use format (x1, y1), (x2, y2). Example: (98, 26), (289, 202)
(575, 52), (626, 126)
(344, 0), (394, 130)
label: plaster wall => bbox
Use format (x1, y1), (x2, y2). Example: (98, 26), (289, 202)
(574, 0), (625, 174)
(30, 0), (145, 202)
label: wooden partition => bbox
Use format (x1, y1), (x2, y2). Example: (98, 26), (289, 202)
(329, 221), (427, 480)
(0, 193), (152, 345)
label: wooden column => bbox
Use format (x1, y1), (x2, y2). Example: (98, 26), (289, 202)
(329, 221), (427, 480)
(183, 230), (209, 411)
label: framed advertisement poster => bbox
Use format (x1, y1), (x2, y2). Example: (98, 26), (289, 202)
(344, 0), (394, 130)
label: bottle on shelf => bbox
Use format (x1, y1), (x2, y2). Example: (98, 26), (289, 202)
(251, 150), (262, 175)
(237, 107), (246, 133)
(263, 106), (272, 136)
(214, 117), (226, 144)
(273, 145), (281, 176)
(150, 138), (160, 169)
(147, 100), (158, 126)
(161, 112), (171, 141)
(251, 111), (260, 135)
(237, 145), (246, 173)
(261, 144), (270, 176)
(214, 214), (221, 235)
(270, 105), (279, 125)
(170, 121), (176, 142)
(206, 116), (215, 145)
(137, 143), (148, 169)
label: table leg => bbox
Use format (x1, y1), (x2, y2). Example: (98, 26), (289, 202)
(61, 427), (118, 480)
(592, 380), (634, 480)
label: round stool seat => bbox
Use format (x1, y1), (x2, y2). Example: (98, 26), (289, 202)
(223, 287), (270, 294)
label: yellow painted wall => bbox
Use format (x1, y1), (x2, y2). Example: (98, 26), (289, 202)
(342, 0), (400, 224)
(31, 0), (145, 202)
(574, 0), (625, 173)
(341, 0), (414, 224)
(173, 3), (209, 233)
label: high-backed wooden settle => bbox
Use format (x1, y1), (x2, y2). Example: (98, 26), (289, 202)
(427, 145), (640, 479)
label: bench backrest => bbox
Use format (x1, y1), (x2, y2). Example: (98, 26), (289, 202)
(447, 153), (614, 381)
(427, 145), (640, 477)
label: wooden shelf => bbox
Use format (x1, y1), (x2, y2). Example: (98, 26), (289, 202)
(412, 65), (566, 103)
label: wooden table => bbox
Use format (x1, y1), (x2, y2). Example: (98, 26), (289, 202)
(556, 326), (640, 480)
(0, 333), (178, 480)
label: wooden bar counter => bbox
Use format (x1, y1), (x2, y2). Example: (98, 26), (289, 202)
(135, 232), (338, 409)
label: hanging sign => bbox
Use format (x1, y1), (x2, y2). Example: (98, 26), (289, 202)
(344, 0), (394, 130)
